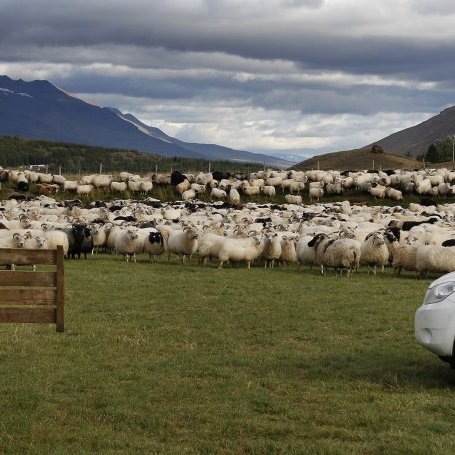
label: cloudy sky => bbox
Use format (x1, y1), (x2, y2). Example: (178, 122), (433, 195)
(1, 0), (454, 161)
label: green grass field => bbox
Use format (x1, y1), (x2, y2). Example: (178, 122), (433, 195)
(0, 255), (454, 454)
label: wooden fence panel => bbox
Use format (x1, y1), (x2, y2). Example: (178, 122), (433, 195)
(0, 245), (64, 332)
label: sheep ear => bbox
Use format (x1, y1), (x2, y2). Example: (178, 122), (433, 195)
(25, 231), (32, 238)
(13, 232), (19, 240)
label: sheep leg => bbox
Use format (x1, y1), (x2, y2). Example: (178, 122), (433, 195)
(218, 261), (224, 269)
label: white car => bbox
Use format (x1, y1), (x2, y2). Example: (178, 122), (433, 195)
(415, 271), (455, 366)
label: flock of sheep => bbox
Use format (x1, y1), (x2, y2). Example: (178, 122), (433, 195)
(5, 165), (455, 203)
(2, 165), (455, 278)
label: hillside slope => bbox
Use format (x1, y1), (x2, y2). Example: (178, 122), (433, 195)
(291, 149), (423, 171)
(367, 106), (455, 157)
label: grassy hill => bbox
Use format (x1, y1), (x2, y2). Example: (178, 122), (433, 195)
(291, 148), (424, 171)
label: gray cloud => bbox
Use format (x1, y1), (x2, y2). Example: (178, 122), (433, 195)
(0, 0), (454, 158)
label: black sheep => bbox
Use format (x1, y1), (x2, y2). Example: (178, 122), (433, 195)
(212, 171), (231, 181)
(65, 224), (93, 259)
(401, 217), (438, 231)
(170, 171), (187, 186)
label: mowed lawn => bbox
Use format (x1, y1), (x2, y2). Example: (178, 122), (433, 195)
(0, 255), (454, 454)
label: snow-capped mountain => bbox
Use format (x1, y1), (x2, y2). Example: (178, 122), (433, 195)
(0, 75), (290, 167)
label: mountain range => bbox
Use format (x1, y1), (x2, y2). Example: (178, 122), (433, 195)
(366, 106), (455, 158)
(0, 75), (290, 167)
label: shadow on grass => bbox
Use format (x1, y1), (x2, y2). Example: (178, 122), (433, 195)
(301, 347), (455, 389)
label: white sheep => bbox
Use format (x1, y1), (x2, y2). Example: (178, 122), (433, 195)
(140, 179), (153, 194)
(285, 194), (302, 205)
(326, 181), (343, 195)
(228, 188), (240, 205)
(309, 181), (324, 189)
(119, 171), (135, 182)
(309, 187), (324, 202)
(114, 227), (143, 262)
(309, 233), (360, 276)
(161, 208), (181, 221)
(176, 179), (191, 194)
(369, 184), (386, 199)
(197, 232), (226, 266)
(323, 238), (361, 277)
(127, 180), (142, 193)
(416, 179), (432, 195)
(51, 174), (65, 185)
(360, 232), (389, 274)
(242, 185), (261, 196)
(385, 187), (403, 201)
(261, 232), (282, 268)
(63, 180), (79, 191)
(40, 229), (70, 255)
(296, 235), (317, 270)
(76, 184), (94, 195)
(266, 176), (282, 187)
(281, 179), (305, 194)
(9, 231), (33, 248)
(90, 224), (108, 254)
(182, 189), (197, 201)
(0, 230), (33, 270)
(415, 245), (455, 279)
(279, 235), (297, 265)
(190, 183), (207, 194)
(165, 226), (199, 262)
(80, 174), (95, 185)
(217, 234), (264, 269)
(37, 173), (54, 184)
(210, 188), (226, 200)
(92, 174), (113, 189)
(110, 181), (128, 193)
(392, 244), (419, 276)
(106, 225), (127, 252)
(261, 185), (276, 197)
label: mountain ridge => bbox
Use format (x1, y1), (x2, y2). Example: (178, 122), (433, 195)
(0, 75), (290, 167)
(365, 106), (455, 157)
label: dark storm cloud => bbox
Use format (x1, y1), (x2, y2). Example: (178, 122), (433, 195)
(0, 0), (454, 82)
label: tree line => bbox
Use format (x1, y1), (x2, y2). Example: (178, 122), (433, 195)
(0, 136), (263, 175)
(426, 136), (455, 163)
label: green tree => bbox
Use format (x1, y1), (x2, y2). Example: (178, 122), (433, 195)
(426, 143), (440, 163)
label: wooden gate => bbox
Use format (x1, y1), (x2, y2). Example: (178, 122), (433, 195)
(0, 245), (64, 332)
